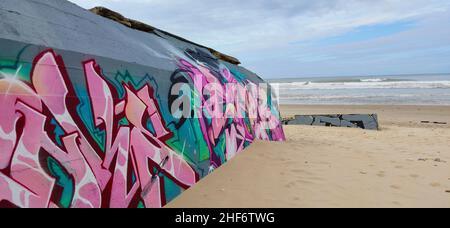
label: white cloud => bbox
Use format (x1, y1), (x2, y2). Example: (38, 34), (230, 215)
(68, 0), (450, 52)
(68, 0), (450, 77)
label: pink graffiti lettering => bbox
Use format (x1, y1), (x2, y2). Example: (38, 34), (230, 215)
(0, 50), (196, 208)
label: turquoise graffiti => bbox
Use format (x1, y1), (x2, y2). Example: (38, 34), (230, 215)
(0, 46), (285, 208)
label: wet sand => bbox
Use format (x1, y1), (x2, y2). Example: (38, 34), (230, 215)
(167, 105), (450, 208)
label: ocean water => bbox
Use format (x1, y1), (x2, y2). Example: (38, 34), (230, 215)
(269, 74), (450, 105)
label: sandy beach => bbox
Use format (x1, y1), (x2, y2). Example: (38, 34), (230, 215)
(167, 105), (450, 208)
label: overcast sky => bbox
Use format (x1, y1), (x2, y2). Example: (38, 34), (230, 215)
(68, 0), (450, 79)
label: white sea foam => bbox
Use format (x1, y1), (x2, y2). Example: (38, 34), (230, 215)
(280, 94), (421, 100)
(271, 80), (450, 90)
(360, 78), (388, 82)
(270, 75), (450, 105)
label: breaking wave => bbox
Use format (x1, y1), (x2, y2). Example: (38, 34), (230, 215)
(271, 80), (450, 90)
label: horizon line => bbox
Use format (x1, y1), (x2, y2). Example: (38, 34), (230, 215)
(265, 72), (450, 80)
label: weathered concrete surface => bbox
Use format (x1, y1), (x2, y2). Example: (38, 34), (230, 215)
(285, 114), (379, 130)
(89, 6), (241, 65)
(0, 0), (284, 208)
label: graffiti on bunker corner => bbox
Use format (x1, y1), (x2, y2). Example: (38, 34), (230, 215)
(0, 48), (285, 208)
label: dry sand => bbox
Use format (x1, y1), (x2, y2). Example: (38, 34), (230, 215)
(167, 105), (450, 208)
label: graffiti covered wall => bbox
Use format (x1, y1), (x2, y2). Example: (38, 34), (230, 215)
(0, 0), (284, 208)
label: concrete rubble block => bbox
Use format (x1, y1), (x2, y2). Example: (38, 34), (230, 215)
(342, 114), (379, 130)
(316, 116), (342, 127)
(288, 115), (314, 125)
(285, 114), (379, 130)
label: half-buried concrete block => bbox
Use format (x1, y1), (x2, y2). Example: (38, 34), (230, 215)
(285, 114), (379, 130)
